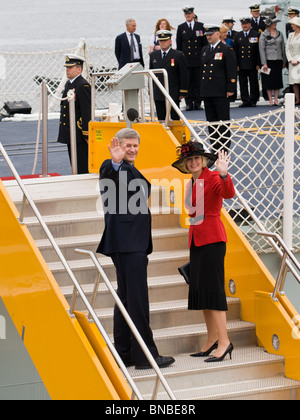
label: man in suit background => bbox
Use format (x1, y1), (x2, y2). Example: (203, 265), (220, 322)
(200, 25), (237, 152)
(57, 55), (91, 174)
(176, 6), (207, 111)
(115, 19), (144, 70)
(96, 128), (175, 370)
(149, 30), (188, 120)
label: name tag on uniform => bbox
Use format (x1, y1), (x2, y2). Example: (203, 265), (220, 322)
(249, 37), (258, 43)
(214, 52), (223, 60)
(196, 30), (203, 37)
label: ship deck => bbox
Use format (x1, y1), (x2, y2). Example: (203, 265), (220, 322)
(0, 101), (282, 178)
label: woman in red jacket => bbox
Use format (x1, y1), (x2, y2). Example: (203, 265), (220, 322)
(172, 140), (235, 362)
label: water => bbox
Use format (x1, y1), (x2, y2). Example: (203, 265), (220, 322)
(0, 0), (248, 52)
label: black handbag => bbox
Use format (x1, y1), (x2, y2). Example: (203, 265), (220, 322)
(178, 262), (190, 285)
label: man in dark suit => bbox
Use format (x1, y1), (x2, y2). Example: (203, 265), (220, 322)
(200, 25), (237, 152)
(176, 6), (207, 110)
(115, 19), (144, 70)
(57, 55), (91, 174)
(96, 128), (175, 370)
(234, 17), (260, 107)
(149, 30), (188, 120)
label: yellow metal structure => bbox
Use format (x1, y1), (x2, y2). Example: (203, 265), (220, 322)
(0, 180), (131, 400)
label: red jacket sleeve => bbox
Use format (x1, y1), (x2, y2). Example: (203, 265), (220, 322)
(210, 172), (235, 200)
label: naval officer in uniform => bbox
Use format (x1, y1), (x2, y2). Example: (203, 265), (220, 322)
(57, 55), (91, 174)
(176, 6), (207, 111)
(200, 25), (237, 152)
(250, 4), (266, 35)
(234, 17), (260, 107)
(149, 30), (189, 120)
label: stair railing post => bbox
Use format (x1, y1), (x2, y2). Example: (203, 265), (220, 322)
(67, 90), (78, 175)
(283, 93), (295, 250)
(41, 81), (48, 177)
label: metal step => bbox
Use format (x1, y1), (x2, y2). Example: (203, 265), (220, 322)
(47, 250), (190, 287)
(147, 377), (300, 400)
(23, 207), (180, 240)
(152, 320), (256, 356)
(129, 347), (287, 395)
(73, 297), (240, 333)
(5, 176), (166, 217)
(61, 275), (189, 308)
(35, 227), (189, 263)
(84, 298), (241, 334)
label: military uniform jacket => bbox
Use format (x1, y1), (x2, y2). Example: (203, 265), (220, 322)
(251, 17), (266, 35)
(176, 21), (207, 67)
(57, 75), (91, 145)
(200, 42), (237, 98)
(149, 48), (189, 101)
(234, 30), (261, 70)
(227, 29), (238, 40)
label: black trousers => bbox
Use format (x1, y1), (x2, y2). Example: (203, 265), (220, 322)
(155, 99), (180, 121)
(67, 141), (89, 174)
(111, 251), (159, 365)
(204, 97), (231, 152)
(239, 68), (260, 105)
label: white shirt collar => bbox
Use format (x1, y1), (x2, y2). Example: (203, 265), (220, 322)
(162, 47), (172, 57)
(69, 74), (81, 84)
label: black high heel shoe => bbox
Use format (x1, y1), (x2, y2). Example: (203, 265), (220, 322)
(204, 343), (234, 363)
(190, 341), (218, 358)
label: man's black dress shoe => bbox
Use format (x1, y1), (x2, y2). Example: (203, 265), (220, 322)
(135, 356), (175, 370)
(122, 360), (135, 368)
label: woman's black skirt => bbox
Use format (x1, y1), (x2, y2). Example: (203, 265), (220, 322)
(188, 241), (228, 311)
(261, 60), (283, 90)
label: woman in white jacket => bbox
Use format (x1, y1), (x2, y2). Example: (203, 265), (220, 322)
(286, 17), (300, 104)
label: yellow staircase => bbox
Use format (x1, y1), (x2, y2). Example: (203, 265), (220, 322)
(0, 178), (132, 400)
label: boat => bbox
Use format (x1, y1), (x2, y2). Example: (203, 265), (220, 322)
(0, 53), (299, 402)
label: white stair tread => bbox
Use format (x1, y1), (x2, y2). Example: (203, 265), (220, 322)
(159, 377), (300, 400)
(129, 347), (284, 381)
(91, 298), (240, 319)
(35, 227), (187, 249)
(152, 320), (255, 341)
(48, 250), (190, 272)
(4, 173), (99, 201)
(23, 205), (180, 226)
(4, 174), (164, 203)
(60, 274), (187, 297)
